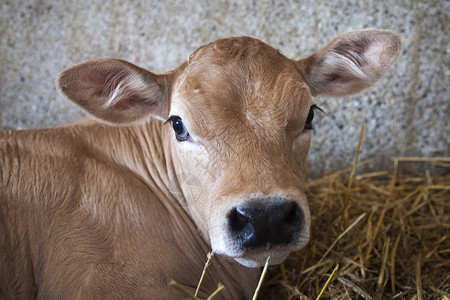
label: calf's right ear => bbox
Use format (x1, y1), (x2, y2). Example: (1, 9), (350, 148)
(57, 59), (170, 124)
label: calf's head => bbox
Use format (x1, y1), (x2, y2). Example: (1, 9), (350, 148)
(58, 29), (401, 267)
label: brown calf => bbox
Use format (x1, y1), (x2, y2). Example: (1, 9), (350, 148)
(0, 29), (401, 299)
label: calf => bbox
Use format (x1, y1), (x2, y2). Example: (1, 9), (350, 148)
(0, 29), (401, 299)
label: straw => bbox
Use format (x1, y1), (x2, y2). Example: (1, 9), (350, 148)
(252, 256), (271, 300)
(260, 156), (449, 299)
(195, 251), (214, 297)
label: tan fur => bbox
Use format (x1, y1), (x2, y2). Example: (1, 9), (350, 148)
(0, 29), (401, 299)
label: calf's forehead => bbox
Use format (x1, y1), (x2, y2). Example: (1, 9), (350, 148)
(171, 37), (312, 139)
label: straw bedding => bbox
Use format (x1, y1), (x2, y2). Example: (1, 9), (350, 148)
(260, 157), (450, 299)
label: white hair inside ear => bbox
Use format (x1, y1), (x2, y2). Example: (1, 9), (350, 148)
(103, 71), (160, 110)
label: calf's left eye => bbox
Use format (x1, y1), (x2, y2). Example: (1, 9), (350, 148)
(304, 104), (323, 131)
(304, 105), (315, 130)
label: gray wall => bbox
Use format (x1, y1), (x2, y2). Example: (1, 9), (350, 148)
(1, 0), (448, 176)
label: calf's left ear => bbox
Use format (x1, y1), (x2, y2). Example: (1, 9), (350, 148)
(57, 59), (170, 124)
(296, 29), (402, 97)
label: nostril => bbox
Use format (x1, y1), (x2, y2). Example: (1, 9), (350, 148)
(231, 208), (249, 230)
(284, 203), (300, 226)
(229, 208), (254, 241)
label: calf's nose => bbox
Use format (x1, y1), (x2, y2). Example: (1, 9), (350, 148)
(228, 200), (303, 249)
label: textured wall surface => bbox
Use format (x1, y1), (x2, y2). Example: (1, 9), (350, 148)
(1, 0), (448, 176)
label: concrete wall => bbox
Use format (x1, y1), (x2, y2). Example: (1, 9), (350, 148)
(1, 0), (448, 176)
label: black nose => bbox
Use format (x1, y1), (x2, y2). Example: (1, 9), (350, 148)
(228, 201), (303, 249)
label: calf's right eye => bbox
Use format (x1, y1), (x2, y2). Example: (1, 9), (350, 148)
(167, 116), (190, 141)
